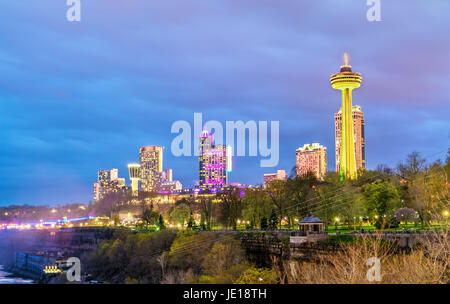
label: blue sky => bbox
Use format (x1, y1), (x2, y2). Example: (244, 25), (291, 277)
(0, 1), (449, 205)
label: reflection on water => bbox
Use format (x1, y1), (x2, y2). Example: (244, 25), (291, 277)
(0, 265), (34, 284)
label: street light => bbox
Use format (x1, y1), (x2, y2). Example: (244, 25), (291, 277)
(444, 210), (449, 230)
(334, 217), (340, 233)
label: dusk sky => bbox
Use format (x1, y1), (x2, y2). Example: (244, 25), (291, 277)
(0, 1), (449, 205)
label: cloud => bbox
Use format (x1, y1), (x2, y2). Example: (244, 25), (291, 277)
(0, 0), (449, 204)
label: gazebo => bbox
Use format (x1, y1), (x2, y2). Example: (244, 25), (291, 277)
(298, 214), (324, 233)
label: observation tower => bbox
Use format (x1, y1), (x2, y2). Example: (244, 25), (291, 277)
(330, 53), (362, 180)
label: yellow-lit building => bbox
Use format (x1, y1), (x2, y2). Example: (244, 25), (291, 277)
(139, 146), (163, 192)
(330, 53), (363, 180)
(335, 105), (365, 175)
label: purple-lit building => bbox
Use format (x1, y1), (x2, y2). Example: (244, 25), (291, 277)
(198, 130), (231, 190)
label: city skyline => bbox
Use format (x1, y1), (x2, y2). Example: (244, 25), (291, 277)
(1, 1), (449, 205)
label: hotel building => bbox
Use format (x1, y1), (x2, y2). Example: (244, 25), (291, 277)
(296, 143), (327, 179)
(95, 168), (125, 201)
(139, 146), (163, 192)
(199, 131), (231, 190)
(263, 170), (287, 188)
(334, 105), (365, 174)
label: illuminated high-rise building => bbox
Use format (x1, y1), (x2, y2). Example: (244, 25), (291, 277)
(96, 168), (123, 200)
(199, 131), (231, 189)
(296, 143), (327, 180)
(335, 105), (365, 175)
(330, 52), (362, 180)
(127, 163), (141, 196)
(98, 168), (118, 183)
(263, 170), (287, 188)
(93, 182), (100, 202)
(162, 168), (173, 182)
(139, 146), (163, 192)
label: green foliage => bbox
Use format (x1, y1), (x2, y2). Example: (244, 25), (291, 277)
(318, 235), (357, 246)
(167, 231), (218, 273)
(201, 236), (245, 276)
(197, 236), (250, 284)
(241, 189), (271, 229)
(217, 189), (242, 230)
(169, 204), (191, 226)
(199, 263), (250, 284)
(362, 180), (400, 228)
(125, 277), (139, 284)
(158, 214), (165, 230)
(269, 209), (277, 229)
(141, 206), (160, 229)
(234, 267), (278, 284)
(260, 217), (268, 230)
(86, 230), (177, 283)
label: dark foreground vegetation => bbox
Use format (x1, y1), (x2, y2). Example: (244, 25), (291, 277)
(79, 228), (449, 284)
(83, 229), (278, 284)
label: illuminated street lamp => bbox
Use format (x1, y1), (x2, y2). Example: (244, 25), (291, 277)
(444, 210), (449, 229)
(334, 217), (340, 233)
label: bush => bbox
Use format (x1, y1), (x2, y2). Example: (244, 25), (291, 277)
(234, 268), (278, 284)
(318, 235), (357, 246)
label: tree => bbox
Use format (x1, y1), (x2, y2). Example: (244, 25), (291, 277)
(169, 204), (191, 227)
(266, 180), (288, 228)
(362, 180), (400, 229)
(285, 172), (319, 227)
(187, 214), (195, 229)
(157, 214), (165, 230)
(141, 205), (159, 229)
(199, 236), (249, 284)
(260, 217), (268, 230)
(218, 189), (242, 230)
(241, 189), (271, 229)
(234, 267), (278, 284)
(168, 231), (218, 274)
(397, 151), (426, 180)
(407, 163), (449, 228)
(201, 236), (245, 277)
(395, 207), (417, 228)
(269, 209), (278, 230)
(199, 197), (214, 230)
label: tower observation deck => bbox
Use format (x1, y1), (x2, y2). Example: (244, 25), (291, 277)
(330, 53), (362, 180)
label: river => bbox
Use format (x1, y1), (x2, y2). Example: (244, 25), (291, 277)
(0, 265), (34, 284)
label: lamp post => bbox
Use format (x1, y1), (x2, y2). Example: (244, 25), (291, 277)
(443, 210), (449, 230)
(334, 217), (339, 233)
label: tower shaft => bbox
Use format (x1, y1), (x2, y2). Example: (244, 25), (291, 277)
(330, 53), (362, 181)
(131, 179), (139, 196)
(340, 88), (357, 180)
